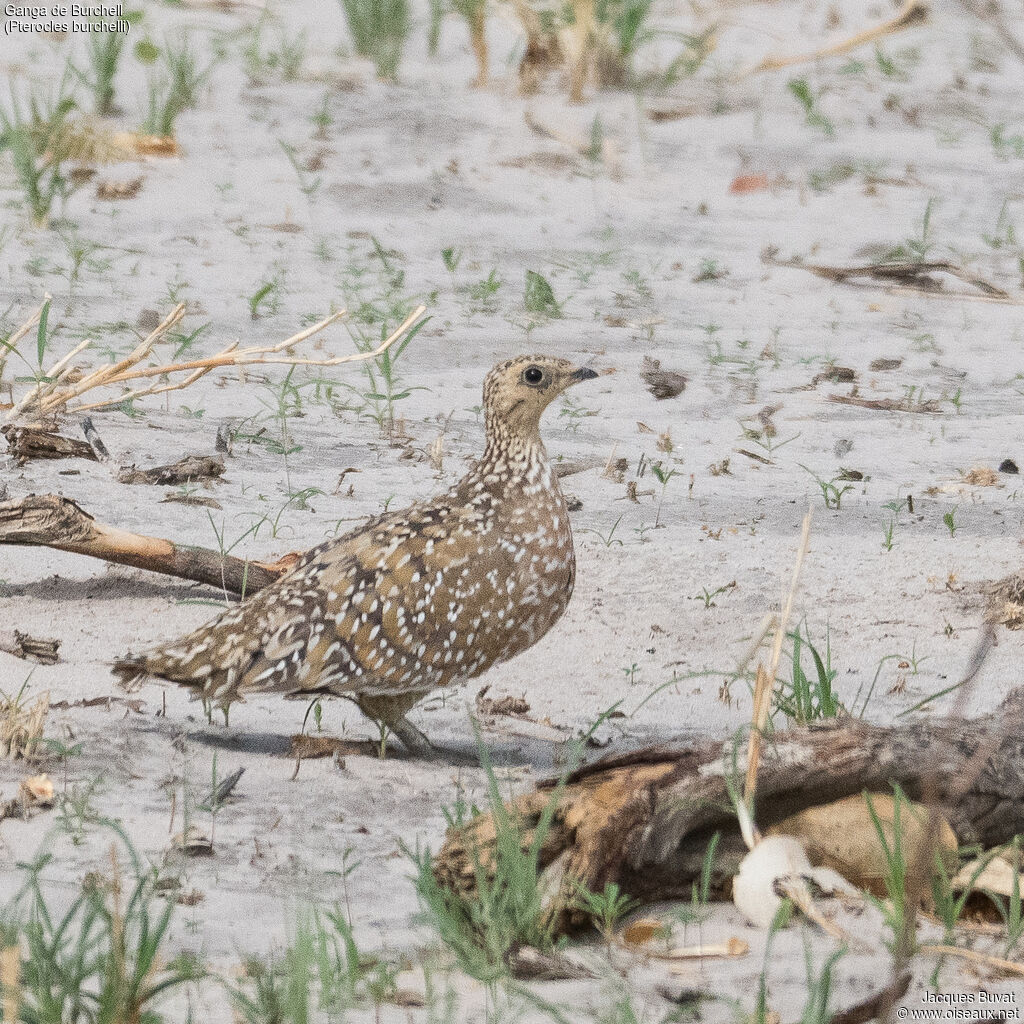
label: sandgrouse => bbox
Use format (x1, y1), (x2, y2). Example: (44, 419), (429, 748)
(113, 355), (598, 755)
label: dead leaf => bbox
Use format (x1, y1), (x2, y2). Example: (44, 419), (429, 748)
(729, 174), (770, 194)
(953, 852), (1021, 897)
(390, 989), (426, 1007)
(621, 917), (666, 946)
(172, 826), (214, 857)
(963, 467), (999, 486)
(20, 774), (54, 806)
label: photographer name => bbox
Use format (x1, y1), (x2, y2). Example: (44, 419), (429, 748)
(922, 991), (1018, 1005)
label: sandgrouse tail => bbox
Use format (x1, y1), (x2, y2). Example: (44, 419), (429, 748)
(113, 355), (598, 755)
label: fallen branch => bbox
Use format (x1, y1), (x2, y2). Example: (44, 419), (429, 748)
(117, 455), (225, 487)
(4, 304), (428, 424)
(762, 249), (1010, 300)
(1, 425), (98, 463)
(434, 689), (1024, 934)
(827, 393), (944, 414)
(957, 0), (1024, 67)
(0, 494), (295, 595)
(742, 0), (928, 76)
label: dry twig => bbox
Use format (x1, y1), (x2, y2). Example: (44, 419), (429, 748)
(762, 249), (1010, 300)
(4, 304), (427, 424)
(741, 0), (928, 76)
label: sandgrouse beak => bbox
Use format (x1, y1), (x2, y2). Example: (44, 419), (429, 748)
(567, 366), (599, 385)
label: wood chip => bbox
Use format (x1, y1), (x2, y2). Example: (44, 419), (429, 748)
(0, 630), (60, 664)
(96, 177), (144, 200)
(160, 493), (223, 509)
(117, 454), (225, 486)
(640, 356), (688, 400)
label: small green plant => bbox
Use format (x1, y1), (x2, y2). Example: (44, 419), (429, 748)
(800, 465), (853, 510)
(991, 123), (1024, 159)
(441, 246), (462, 275)
(347, 313), (428, 441)
(581, 514), (624, 548)
(523, 270), (562, 317)
(992, 837), (1024, 957)
(773, 623), (842, 725)
(798, 933), (846, 1024)
(930, 844), (993, 951)
(161, 31), (213, 109)
(72, 23), (128, 115)
(310, 91), (334, 139)
(943, 506), (958, 537)
(141, 71), (184, 137)
(864, 786), (915, 961)
(570, 881), (639, 944)
(468, 269), (501, 308)
(0, 82), (79, 226)
(279, 139), (321, 200)
(408, 740), (564, 983)
(230, 904), (384, 1021)
(693, 256), (726, 282)
(651, 461), (676, 527)
(339, 0), (410, 80)
(881, 517), (896, 551)
(1, 297), (55, 407)
(883, 197), (937, 264)
(881, 494), (907, 552)
(248, 278), (280, 320)
(787, 77), (835, 138)
(693, 581), (736, 609)
(5, 832), (203, 1020)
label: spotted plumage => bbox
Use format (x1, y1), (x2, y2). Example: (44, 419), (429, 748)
(113, 355), (598, 754)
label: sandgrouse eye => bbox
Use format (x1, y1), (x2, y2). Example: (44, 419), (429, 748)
(113, 354), (599, 758)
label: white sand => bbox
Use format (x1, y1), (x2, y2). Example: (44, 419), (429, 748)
(2, 0), (1024, 1017)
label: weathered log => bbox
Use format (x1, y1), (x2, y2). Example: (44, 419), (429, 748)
(0, 494), (295, 595)
(434, 690), (1024, 932)
(1, 425), (97, 463)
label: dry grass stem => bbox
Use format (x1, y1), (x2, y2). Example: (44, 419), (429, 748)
(742, 0), (928, 77)
(0, 689), (48, 761)
(919, 944), (1024, 977)
(743, 510), (813, 828)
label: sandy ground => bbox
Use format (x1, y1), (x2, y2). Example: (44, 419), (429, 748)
(3, 0), (1024, 1018)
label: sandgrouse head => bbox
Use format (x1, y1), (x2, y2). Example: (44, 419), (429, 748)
(483, 355), (598, 441)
